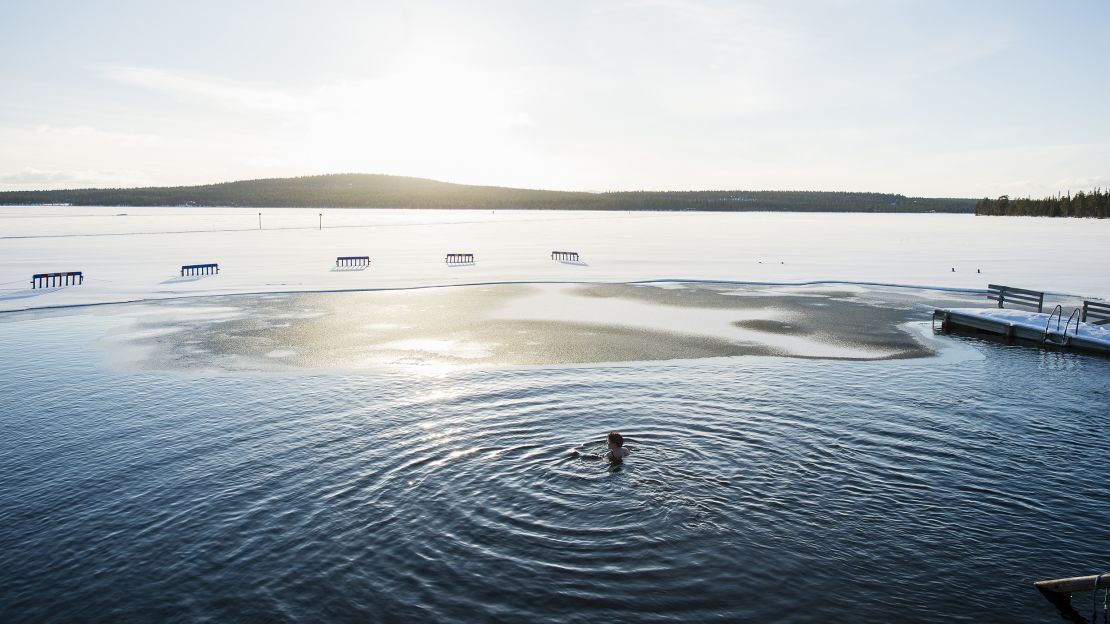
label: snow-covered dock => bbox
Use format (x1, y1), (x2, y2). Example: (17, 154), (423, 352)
(934, 307), (1110, 355)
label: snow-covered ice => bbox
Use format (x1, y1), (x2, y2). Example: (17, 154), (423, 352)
(1, 208), (1107, 313)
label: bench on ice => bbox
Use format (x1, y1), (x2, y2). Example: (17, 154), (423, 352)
(446, 253), (474, 265)
(1082, 300), (1110, 325)
(551, 250), (580, 261)
(987, 284), (1044, 313)
(181, 263), (219, 276)
(336, 256), (370, 267)
(31, 271), (83, 289)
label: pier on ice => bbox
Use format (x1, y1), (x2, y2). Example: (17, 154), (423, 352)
(934, 284), (1110, 356)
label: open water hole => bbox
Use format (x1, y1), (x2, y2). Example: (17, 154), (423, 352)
(0, 310), (1108, 623)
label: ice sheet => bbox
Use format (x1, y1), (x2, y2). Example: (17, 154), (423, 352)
(489, 284), (897, 359)
(1, 208), (1107, 313)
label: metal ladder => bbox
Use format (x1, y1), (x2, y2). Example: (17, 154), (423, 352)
(1043, 304), (1081, 347)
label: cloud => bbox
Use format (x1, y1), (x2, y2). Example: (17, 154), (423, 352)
(96, 63), (538, 134)
(495, 112), (535, 129)
(0, 167), (83, 184)
(35, 124), (163, 146)
(0, 167), (155, 190)
(1052, 175), (1110, 190)
(99, 65), (313, 113)
(986, 179), (1034, 190)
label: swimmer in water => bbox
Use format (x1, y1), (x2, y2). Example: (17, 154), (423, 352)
(569, 431), (631, 463)
(607, 431), (629, 463)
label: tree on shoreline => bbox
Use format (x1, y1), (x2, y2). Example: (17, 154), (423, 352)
(976, 189), (1108, 218)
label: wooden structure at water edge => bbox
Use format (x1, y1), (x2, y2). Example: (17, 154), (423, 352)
(1036, 573), (1110, 594)
(934, 284), (1110, 357)
(1034, 573), (1109, 621)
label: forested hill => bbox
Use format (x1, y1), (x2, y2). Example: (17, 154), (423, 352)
(976, 189), (1108, 218)
(0, 173), (976, 213)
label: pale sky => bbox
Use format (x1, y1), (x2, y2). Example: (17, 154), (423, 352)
(1, 0), (1108, 197)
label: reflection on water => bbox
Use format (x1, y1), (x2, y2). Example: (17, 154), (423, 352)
(0, 308), (1107, 623)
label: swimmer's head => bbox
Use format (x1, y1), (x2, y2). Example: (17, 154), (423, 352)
(607, 431), (624, 448)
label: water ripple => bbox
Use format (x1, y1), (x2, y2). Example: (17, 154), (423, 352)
(1, 319), (1109, 623)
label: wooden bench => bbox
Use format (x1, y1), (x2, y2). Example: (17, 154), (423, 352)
(446, 253), (474, 265)
(551, 250), (580, 261)
(181, 263), (219, 276)
(987, 284), (1044, 313)
(336, 256), (370, 267)
(1081, 300), (1110, 325)
(31, 271), (83, 289)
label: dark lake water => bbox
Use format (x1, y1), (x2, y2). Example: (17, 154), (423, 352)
(1, 310), (1108, 623)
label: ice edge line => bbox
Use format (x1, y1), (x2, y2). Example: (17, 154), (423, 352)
(0, 278), (996, 315)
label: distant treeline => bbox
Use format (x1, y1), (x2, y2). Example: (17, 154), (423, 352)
(0, 173), (975, 213)
(599, 190), (972, 213)
(976, 189), (1108, 218)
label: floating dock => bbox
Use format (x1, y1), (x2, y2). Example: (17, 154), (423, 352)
(934, 285), (1110, 356)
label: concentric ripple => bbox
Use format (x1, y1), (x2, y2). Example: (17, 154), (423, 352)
(0, 315), (1108, 623)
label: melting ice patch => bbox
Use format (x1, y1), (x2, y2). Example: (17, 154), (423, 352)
(489, 285), (898, 359)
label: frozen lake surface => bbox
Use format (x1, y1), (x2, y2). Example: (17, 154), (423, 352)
(2, 208), (1107, 313)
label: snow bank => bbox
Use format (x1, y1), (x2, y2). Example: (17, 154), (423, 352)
(1, 208), (1107, 313)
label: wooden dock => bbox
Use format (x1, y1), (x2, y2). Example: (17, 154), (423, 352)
(1034, 573), (1109, 621)
(934, 284), (1110, 357)
(1035, 573), (1110, 594)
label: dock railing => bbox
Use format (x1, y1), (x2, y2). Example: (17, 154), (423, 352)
(987, 284), (1044, 312)
(1081, 300), (1110, 325)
